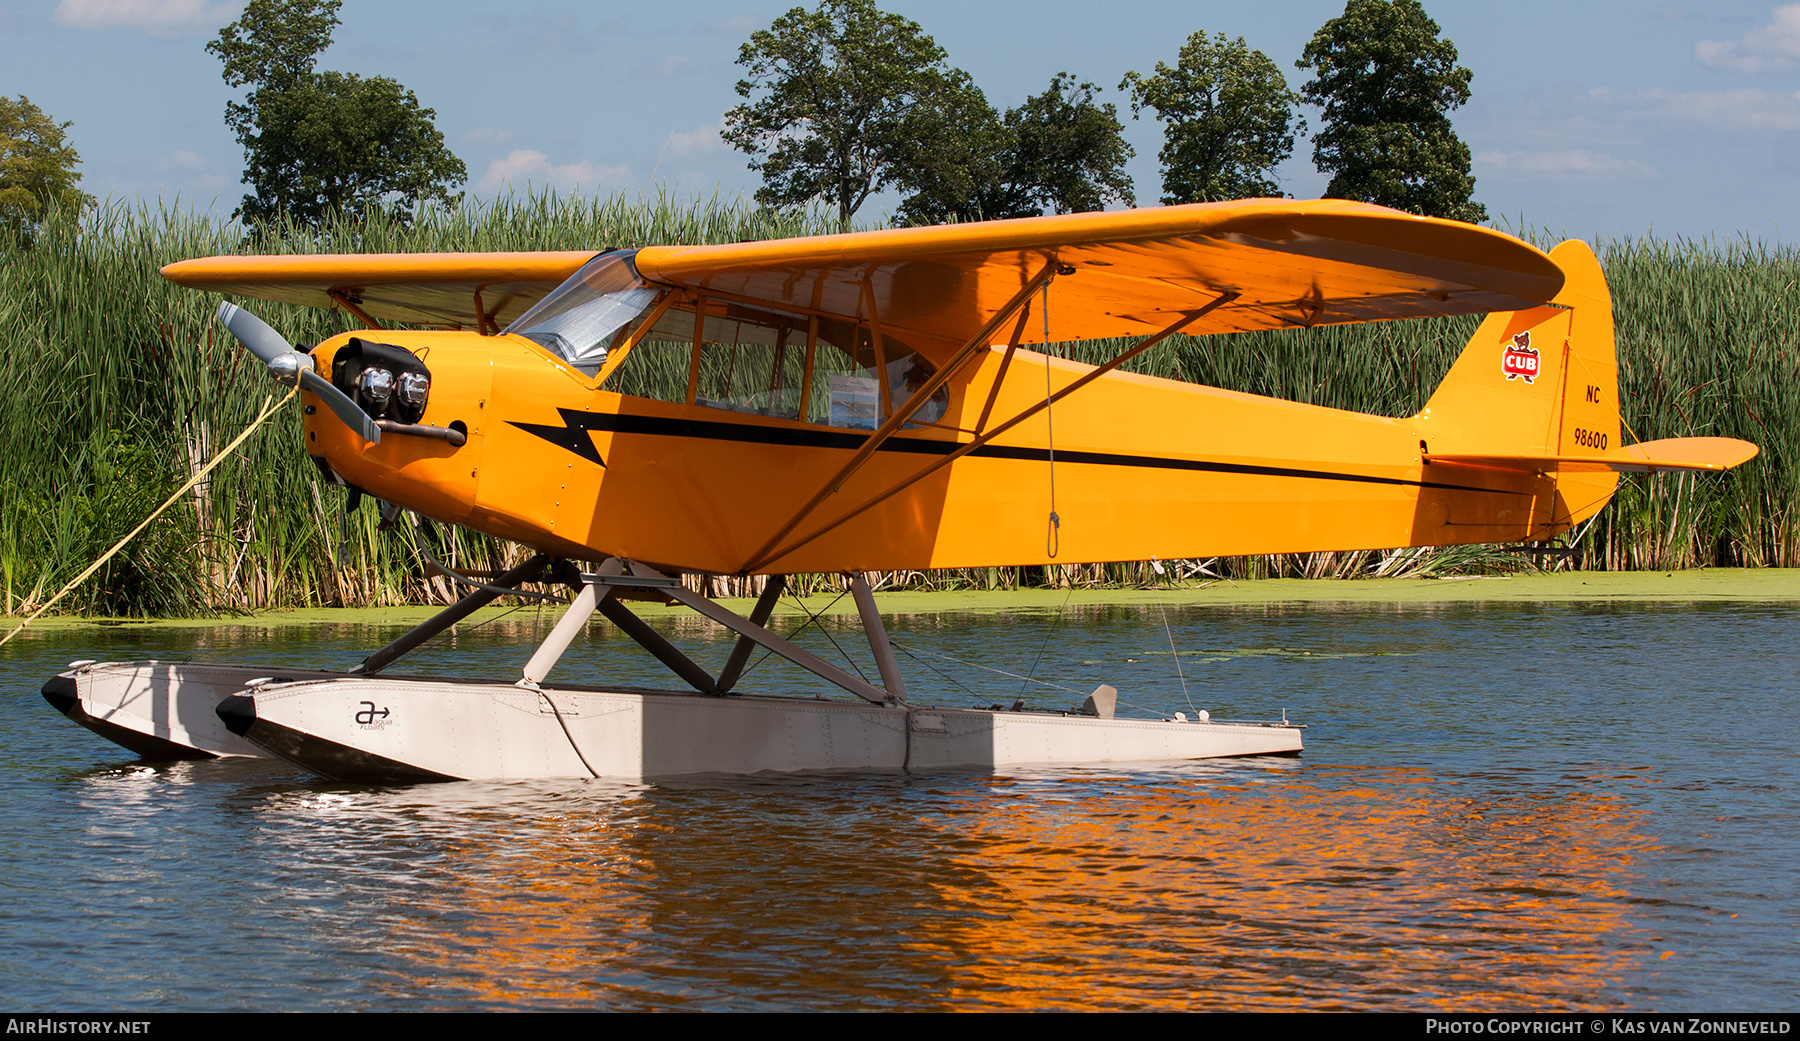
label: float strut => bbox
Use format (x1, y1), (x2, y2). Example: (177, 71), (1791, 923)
(354, 553), (551, 675)
(631, 563), (895, 706)
(849, 572), (908, 704)
(596, 594), (717, 695)
(713, 575), (788, 695)
(518, 560), (618, 686)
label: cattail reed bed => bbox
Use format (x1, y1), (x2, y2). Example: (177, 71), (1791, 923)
(2, 196), (1794, 617)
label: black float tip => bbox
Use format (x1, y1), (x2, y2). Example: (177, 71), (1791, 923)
(216, 694), (257, 737)
(41, 675), (78, 715)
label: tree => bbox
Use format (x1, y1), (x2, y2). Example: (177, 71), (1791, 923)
(208, 0), (465, 226)
(1296, 0), (1486, 223)
(0, 96), (92, 243)
(887, 74), (1018, 225)
(892, 73), (1135, 227)
(1121, 33), (1301, 205)
(1005, 74), (1136, 216)
(724, 0), (970, 223)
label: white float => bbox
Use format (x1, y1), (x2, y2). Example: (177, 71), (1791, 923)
(45, 561), (1302, 781)
(214, 677), (1300, 781)
(43, 660), (328, 759)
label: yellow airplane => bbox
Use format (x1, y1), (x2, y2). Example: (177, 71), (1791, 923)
(45, 199), (1757, 781)
(163, 198), (1753, 576)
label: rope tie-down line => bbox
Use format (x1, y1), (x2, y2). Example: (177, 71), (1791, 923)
(1, 385), (297, 648)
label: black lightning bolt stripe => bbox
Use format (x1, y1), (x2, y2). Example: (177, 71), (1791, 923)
(509, 408), (1505, 494)
(511, 411), (614, 467)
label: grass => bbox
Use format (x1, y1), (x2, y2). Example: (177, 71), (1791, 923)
(2, 193), (1796, 616)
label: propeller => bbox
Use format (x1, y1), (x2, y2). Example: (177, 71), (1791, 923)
(217, 301), (381, 444)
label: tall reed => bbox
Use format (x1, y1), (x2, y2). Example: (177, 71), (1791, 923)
(0, 192), (845, 616)
(2, 195), (1793, 615)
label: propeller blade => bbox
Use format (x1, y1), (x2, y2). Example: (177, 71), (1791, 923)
(216, 301), (293, 365)
(298, 369), (382, 444)
(215, 301), (381, 444)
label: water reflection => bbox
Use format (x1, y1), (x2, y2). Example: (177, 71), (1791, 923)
(5, 600), (1797, 1010)
(97, 760), (1651, 1010)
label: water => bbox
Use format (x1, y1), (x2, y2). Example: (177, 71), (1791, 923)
(2, 599), (1795, 1011)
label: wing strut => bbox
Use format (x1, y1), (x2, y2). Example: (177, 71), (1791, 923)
(327, 289), (384, 330)
(739, 259), (1061, 575)
(741, 292), (1238, 574)
(972, 303), (1036, 434)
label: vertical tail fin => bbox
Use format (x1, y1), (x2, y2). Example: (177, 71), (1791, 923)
(1419, 239), (1618, 457)
(1417, 239), (1622, 527)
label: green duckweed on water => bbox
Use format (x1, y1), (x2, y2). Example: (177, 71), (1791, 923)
(7, 568), (1797, 636)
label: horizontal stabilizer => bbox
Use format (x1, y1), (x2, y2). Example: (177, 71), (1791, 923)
(1428, 437), (1759, 474)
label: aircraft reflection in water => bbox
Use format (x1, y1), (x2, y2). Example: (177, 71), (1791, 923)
(239, 765), (1648, 1010)
(45, 199), (1756, 780)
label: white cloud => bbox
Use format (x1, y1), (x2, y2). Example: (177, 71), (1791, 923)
(1579, 85), (1800, 134)
(639, 54), (695, 78)
(152, 149), (207, 172)
(666, 122), (722, 156)
(1475, 149), (1658, 180)
(1695, 4), (1800, 72)
(53, 0), (235, 38)
(477, 150), (627, 194)
(1645, 87), (1800, 131)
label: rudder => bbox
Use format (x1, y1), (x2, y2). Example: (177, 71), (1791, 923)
(1418, 239), (1619, 459)
(1416, 240), (1622, 529)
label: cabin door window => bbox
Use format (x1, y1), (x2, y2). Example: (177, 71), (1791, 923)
(596, 294), (950, 430)
(692, 300), (809, 418)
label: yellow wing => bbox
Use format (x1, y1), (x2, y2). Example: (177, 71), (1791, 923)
(160, 250), (596, 331)
(633, 199), (1564, 359)
(161, 200), (1563, 353)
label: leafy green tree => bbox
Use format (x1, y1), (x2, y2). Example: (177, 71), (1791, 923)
(887, 74), (1017, 225)
(0, 95), (92, 243)
(1296, 0), (1486, 222)
(893, 73), (1135, 226)
(1121, 33), (1301, 205)
(1005, 74), (1136, 216)
(725, 0), (975, 223)
(208, 0), (465, 226)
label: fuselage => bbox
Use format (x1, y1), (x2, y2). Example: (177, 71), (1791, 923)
(303, 322), (1609, 576)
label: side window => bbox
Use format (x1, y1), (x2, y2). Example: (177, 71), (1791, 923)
(600, 306), (693, 403)
(598, 295), (952, 429)
(694, 304), (808, 419)
(803, 319), (947, 430)
(807, 317), (880, 429)
(884, 341), (950, 428)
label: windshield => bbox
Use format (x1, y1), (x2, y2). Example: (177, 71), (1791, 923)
(504, 250), (658, 371)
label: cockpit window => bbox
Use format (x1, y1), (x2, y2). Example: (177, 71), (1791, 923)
(597, 296), (950, 430)
(504, 250), (658, 372)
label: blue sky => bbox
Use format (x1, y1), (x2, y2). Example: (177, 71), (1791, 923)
(5, 0), (1800, 242)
